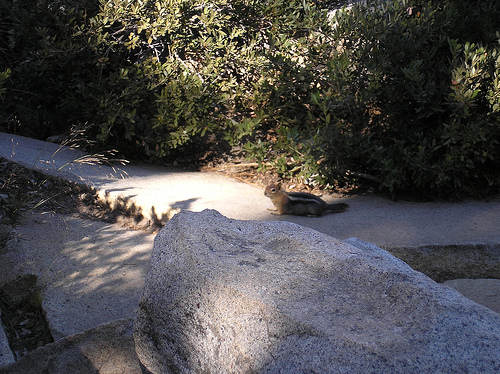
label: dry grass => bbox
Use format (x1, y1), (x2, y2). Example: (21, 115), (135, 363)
(0, 157), (154, 250)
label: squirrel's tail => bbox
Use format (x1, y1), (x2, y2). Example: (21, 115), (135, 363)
(327, 203), (349, 213)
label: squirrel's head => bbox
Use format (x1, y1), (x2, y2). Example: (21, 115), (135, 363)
(264, 183), (281, 197)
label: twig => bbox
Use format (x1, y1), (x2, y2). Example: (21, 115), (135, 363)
(346, 170), (382, 184)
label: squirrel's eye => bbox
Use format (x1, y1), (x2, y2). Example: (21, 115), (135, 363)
(271, 188), (276, 193)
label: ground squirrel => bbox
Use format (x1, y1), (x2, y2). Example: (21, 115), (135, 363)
(264, 183), (348, 217)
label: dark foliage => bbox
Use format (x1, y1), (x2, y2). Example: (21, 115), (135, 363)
(1, 0), (499, 198)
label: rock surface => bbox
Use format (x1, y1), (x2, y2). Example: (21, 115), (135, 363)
(0, 311), (14, 367)
(0, 318), (140, 374)
(134, 210), (500, 374)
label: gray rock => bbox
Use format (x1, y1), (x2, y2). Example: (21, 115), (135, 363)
(0, 318), (140, 374)
(0, 310), (15, 367)
(134, 210), (500, 374)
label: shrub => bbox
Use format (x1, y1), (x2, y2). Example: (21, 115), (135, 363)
(255, 0), (500, 198)
(1, 0), (499, 198)
(0, 0), (302, 160)
(0, 0), (99, 139)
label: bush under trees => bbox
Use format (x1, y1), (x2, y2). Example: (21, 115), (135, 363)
(1, 0), (499, 199)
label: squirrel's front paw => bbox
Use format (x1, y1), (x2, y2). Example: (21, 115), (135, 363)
(268, 210), (283, 216)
